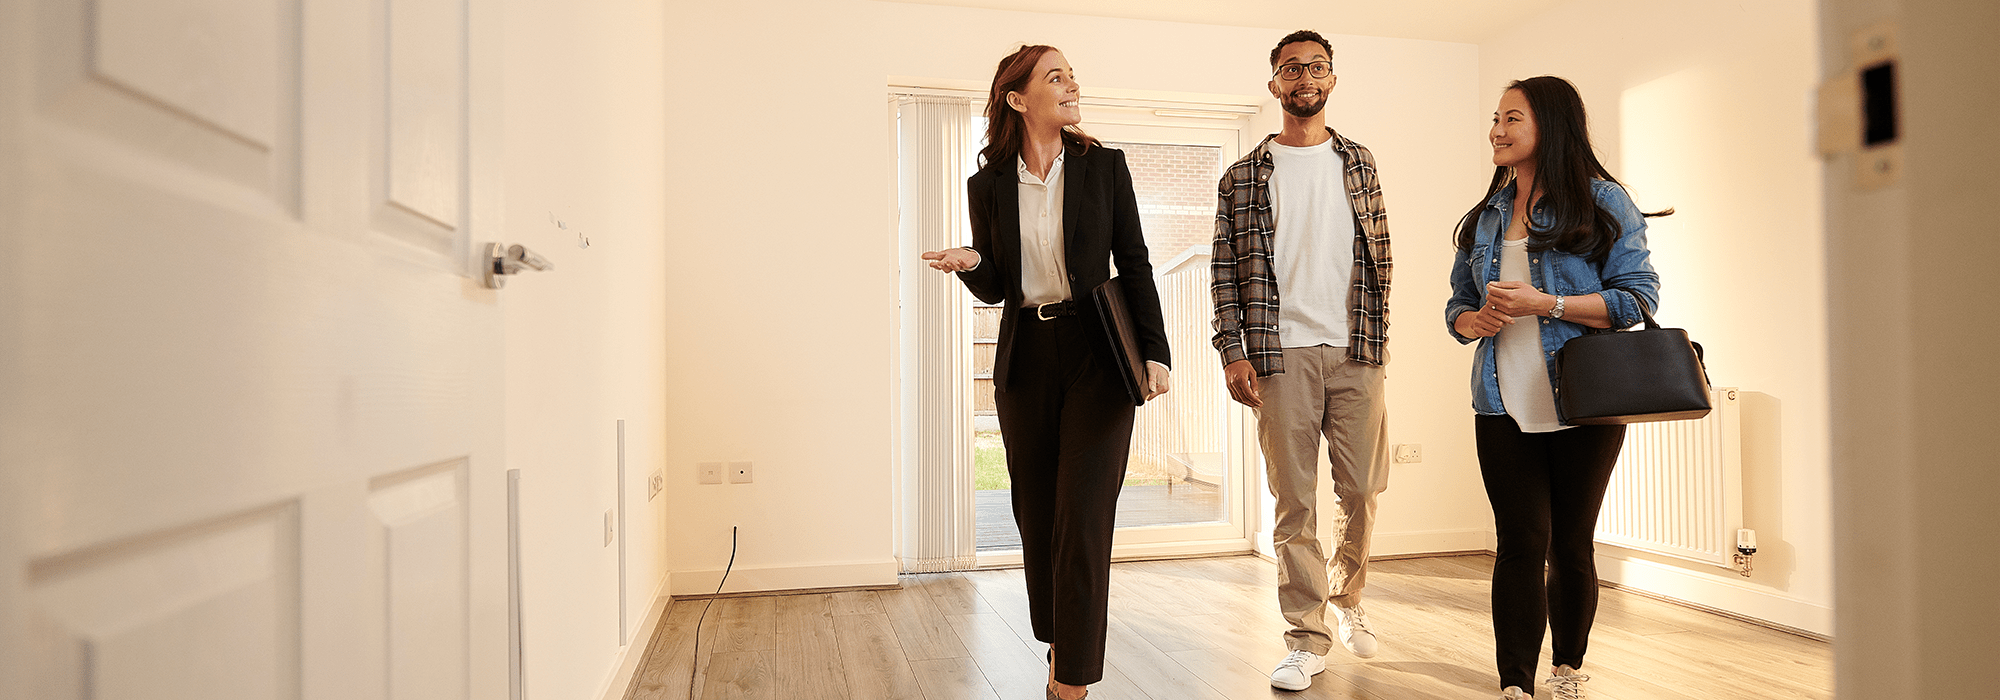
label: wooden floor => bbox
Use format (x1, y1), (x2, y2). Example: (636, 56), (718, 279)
(623, 554), (1831, 700)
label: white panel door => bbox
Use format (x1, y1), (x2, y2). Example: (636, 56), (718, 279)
(0, 0), (509, 698)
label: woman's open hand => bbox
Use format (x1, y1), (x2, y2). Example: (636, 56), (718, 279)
(920, 248), (980, 273)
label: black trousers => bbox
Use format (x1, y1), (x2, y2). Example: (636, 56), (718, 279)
(1475, 414), (1626, 692)
(994, 312), (1134, 686)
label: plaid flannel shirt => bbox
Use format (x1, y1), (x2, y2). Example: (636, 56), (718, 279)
(1211, 129), (1392, 375)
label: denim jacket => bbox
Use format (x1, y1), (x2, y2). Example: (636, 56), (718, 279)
(1444, 178), (1660, 423)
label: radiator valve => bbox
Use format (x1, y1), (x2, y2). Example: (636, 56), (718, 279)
(1734, 528), (1757, 578)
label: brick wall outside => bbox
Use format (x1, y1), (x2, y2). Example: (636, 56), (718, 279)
(1105, 141), (1221, 271)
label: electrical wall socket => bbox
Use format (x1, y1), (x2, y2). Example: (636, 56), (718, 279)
(648, 470), (664, 500)
(728, 461), (753, 484)
(697, 461), (724, 484)
(603, 509), (615, 546)
(1393, 444), (1423, 464)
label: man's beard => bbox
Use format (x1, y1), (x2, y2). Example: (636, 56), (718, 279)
(1281, 91), (1327, 118)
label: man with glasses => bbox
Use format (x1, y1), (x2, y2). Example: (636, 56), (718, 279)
(1210, 29), (1394, 691)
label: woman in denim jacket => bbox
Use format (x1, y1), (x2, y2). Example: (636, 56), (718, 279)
(1444, 76), (1669, 700)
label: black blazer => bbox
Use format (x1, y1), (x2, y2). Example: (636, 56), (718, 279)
(957, 144), (1171, 392)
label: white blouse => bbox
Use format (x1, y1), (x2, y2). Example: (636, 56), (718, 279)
(1014, 150), (1072, 307)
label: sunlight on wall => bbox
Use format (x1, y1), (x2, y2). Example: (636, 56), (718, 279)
(1621, 68), (1724, 320)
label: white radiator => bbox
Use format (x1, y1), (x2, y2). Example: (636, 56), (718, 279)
(1594, 388), (1743, 568)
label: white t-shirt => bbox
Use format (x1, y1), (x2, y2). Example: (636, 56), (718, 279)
(1267, 140), (1354, 349)
(1495, 237), (1568, 432)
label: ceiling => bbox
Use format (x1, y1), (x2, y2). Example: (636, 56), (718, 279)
(882, 0), (1576, 45)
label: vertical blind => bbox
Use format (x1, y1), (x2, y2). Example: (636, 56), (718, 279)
(895, 95), (976, 573)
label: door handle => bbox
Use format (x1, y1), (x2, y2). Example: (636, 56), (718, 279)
(482, 242), (554, 289)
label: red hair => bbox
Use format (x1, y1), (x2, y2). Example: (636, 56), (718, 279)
(979, 45), (1100, 170)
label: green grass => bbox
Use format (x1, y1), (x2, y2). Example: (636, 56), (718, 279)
(974, 428), (1173, 491)
(974, 429), (1011, 490)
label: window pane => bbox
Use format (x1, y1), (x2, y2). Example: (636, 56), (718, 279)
(1107, 141), (1223, 268)
(1107, 141), (1228, 531)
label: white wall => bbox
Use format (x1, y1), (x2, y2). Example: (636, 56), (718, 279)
(502, 0), (671, 697)
(1480, 0), (1832, 634)
(660, 1), (903, 596)
(662, 0), (1496, 594)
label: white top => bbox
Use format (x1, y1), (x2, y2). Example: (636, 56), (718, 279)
(1495, 237), (1568, 432)
(1015, 151), (1072, 307)
(1267, 140), (1354, 348)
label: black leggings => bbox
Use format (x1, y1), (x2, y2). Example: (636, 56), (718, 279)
(1475, 414), (1626, 692)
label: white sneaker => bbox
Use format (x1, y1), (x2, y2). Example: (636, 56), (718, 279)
(1498, 687), (1528, 700)
(1268, 649), (1325, 691)
(1542, 665), (1590, 700)
(1333, 603), (1379, 658)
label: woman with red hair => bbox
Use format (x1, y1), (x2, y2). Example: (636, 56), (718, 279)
(922, 45), (1170, 700)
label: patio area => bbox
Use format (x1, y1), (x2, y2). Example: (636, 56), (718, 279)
(975, 481), (1225, 551)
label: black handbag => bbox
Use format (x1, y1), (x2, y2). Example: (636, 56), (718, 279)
(1554, 297), (1712, 425)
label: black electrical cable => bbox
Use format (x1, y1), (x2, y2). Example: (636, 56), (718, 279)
(689, 526), (737, 700)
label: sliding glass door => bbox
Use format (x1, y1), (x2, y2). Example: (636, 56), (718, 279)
(972, 114), (1263, 564)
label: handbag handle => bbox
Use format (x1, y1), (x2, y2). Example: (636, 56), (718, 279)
(1633, 293), (1661, 331)
(1581, 291), (1704, 363)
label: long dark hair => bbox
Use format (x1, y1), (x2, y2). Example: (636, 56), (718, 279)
(978, 45), (1099, 170)
(1453, 76), (1670, 264)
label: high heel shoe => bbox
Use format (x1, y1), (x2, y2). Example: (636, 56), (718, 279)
(1044, 648), (1087, 700)
(1046, 684), (1088, 700)
(1046, 685), (1089, 700)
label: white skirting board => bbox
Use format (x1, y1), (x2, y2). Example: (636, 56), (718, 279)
(669, 558), (900, 597)
(1369, 528), (1498, 557)
(1595, 550), (1833, 637)
(596, 576), (673, 700)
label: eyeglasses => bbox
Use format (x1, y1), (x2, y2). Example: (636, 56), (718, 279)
(1273, 61), (1332, 81)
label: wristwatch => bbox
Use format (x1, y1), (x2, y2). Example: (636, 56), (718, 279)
(1549, 295), (1567, 320)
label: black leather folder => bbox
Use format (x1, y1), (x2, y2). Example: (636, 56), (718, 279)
(1090, 276), (1149, 407)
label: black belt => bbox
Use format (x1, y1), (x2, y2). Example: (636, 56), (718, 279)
(1026, 300), (1078, 320)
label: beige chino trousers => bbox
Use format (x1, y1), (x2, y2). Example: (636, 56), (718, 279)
(1255, 345), (1390, 655)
